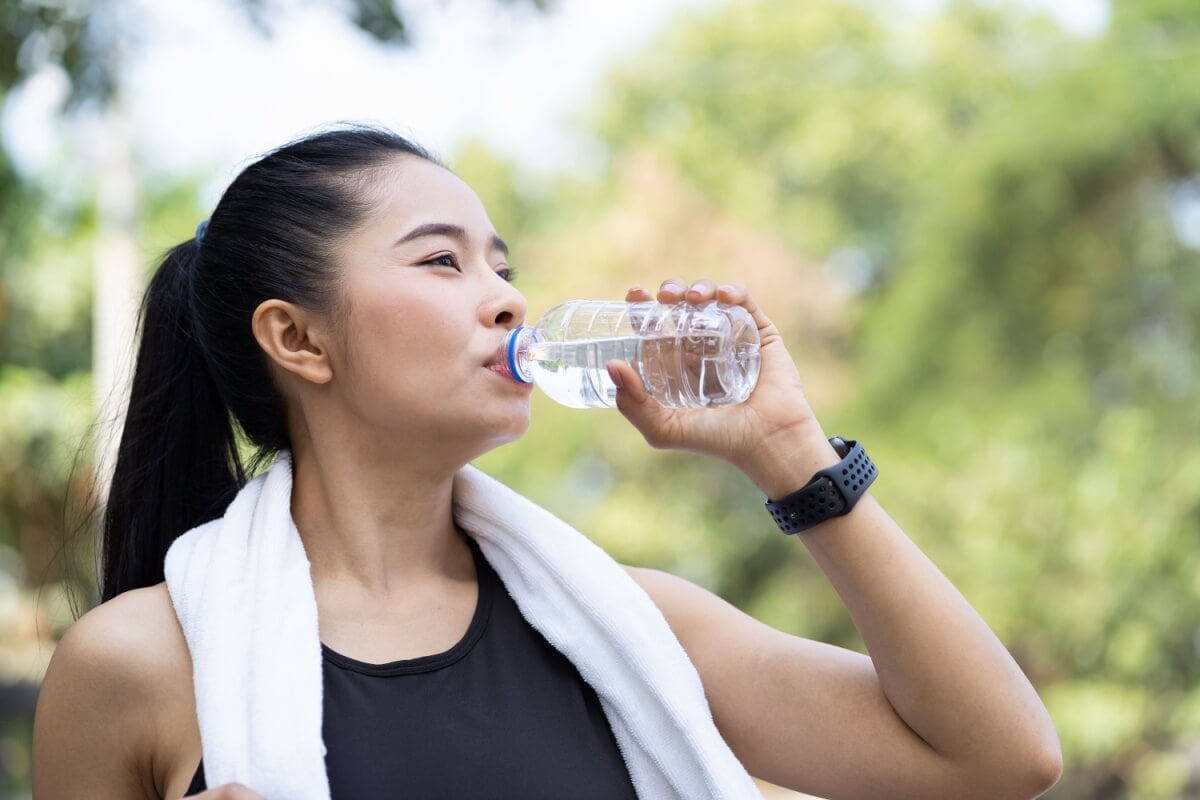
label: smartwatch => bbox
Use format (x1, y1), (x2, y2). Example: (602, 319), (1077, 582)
(764, 437), (877, 534)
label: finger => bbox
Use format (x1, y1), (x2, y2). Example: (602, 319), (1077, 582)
(606, 359), (648, 404)
(624, 284), (655, 302)
(656, 278), (690, 304)
(716, 282), (776, 335)
(684, 278), (718, 305)
(715, 282), (747, 304)
(607, 360), (676, 446)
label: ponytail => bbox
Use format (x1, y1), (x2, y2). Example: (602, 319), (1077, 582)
(99, 240), (246, 602)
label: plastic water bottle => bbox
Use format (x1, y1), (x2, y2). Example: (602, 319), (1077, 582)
(497, 300), (760, 409)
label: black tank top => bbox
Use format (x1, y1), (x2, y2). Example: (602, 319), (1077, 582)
(186, 539), (637, 798)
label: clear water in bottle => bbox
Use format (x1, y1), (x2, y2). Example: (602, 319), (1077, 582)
(500, 300), (761, 409)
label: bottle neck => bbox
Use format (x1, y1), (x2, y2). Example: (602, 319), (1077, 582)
(504, 327), (535, 384)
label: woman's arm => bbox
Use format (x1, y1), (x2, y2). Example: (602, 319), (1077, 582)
(629, 426), (1061, 799)
(609, 279), (1061, 800)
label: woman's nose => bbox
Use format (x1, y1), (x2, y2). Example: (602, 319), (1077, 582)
(486, 278), (526, 329)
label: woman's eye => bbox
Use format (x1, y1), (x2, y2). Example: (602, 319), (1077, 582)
(425, 254), (458, 269)
(497, 268), (519, 283)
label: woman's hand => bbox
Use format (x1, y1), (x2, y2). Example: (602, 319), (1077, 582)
(606, 279), (825, 476)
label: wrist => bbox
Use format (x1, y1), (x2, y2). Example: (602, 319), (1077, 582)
(737, 421), (842, 499)
(763, 438), (877, 534)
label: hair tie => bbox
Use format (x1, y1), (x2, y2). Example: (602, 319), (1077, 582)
(195, 220), (210, 246)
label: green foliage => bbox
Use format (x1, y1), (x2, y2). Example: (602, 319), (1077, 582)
(0, 200), (94, 378)
(0, 366), (91, 569)
(560, 0), (1200, 795)
(0, 0), (555, 103)
(0, 179), (96, 598)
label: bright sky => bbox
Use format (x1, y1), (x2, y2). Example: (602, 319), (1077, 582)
(3, 0), (1110, 193)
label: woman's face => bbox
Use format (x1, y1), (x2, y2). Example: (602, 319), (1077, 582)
(326, 155), (534, 457)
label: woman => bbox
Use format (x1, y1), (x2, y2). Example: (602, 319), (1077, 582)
(32, 126), (1061, 799)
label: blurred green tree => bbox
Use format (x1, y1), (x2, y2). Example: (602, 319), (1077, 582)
(566, 0), (1200, 796)
(0, 0), (554, 102)
(0, 0), (555, 290)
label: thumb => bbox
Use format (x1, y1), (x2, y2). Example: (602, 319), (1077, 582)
(607, 360), (671, 443)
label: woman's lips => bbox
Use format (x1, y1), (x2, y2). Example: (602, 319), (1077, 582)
(484, 342), (507, 368)
(482, 345), (511, 381)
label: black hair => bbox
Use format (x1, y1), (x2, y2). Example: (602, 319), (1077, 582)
(99, 124), (435, 603)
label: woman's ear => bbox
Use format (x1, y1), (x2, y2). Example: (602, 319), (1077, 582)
(251, 299), (334, 385)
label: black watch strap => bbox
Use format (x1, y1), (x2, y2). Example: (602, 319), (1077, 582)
(764, 437), (877, 534)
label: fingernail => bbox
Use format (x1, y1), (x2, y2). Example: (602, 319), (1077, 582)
(663, 282), (684, 293)
(607, 364), (624, 389)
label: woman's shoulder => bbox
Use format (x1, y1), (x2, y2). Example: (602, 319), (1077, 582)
(34, 582), (196, 798)
(58, 582), (190, 682)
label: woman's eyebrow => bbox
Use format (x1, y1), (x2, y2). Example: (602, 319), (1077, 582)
(395, 222), (508, 256)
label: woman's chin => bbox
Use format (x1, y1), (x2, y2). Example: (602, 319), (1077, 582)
(468, 411), (532, 455)
(496, 413), (532, 444)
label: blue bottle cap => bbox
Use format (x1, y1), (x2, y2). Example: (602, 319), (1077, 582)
(504, 328), (534, 384)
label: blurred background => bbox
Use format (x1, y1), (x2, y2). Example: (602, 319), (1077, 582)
(1, 0), (1198, 797)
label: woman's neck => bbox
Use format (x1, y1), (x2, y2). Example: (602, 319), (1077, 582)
(287, 426), (471, 594)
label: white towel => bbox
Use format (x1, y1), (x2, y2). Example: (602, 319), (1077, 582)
(164, 451), (761, 799)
